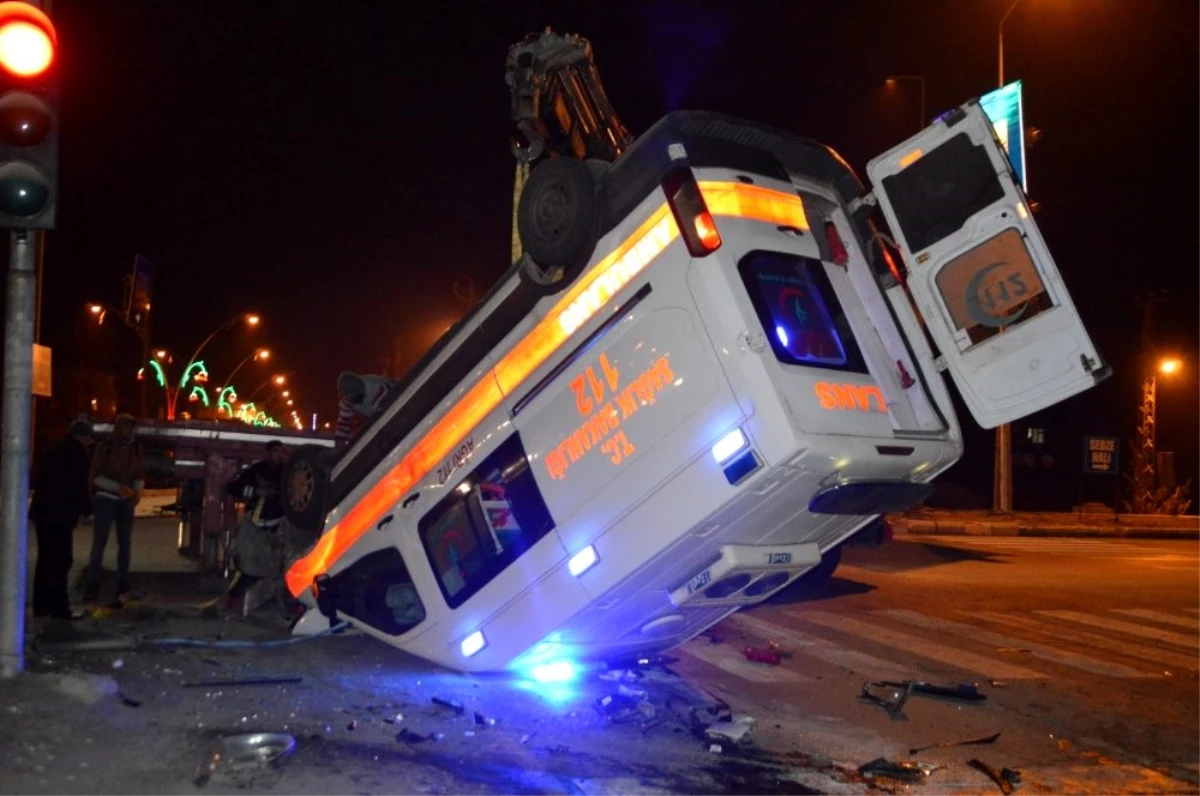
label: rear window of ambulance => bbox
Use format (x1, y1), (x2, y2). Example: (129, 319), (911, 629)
(738, 250), (868, 374)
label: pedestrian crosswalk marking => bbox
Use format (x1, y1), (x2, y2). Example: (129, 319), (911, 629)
(784, 609), (1047, 680)
(679, 637), (811, 683)
(974, 610), (1200, 672)
(880, 609), (1157, 679)
(1037, 611), (1199, 649)
(729, 612), (923, 682)
(1110, 608), (1200, 630)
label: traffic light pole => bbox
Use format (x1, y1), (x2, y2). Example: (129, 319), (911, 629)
(0, 229), (37, 678)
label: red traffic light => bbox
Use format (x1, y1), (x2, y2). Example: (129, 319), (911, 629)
(0, 2), (56, 78)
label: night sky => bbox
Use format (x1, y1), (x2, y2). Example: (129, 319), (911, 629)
(8, 0), (1199, 504)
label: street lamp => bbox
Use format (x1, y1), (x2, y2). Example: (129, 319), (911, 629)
(168, 312), (261, 419)
(998, 0), (1025, 87)
(248, 373), (288, 403)
(1131, 356), (1184, 512)
(218, 347), (271, 394)
(86, 300), (151, 416)
(884, 75), (926, 133)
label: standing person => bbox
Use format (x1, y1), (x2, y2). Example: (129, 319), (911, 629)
(29, 419), (94, 620)
(84, 414), (145, 601)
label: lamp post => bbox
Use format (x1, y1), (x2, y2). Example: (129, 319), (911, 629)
(248, 373), (287, 404)
(884, 75), (926, 133)
(87, 301), (151, 417)
(168, 313), (260, 420)
(998, 0), (1025, 87)
(218, 347), (271, 394)
(1131, 357), (1183, 511)
(991, 0), (1028, 511)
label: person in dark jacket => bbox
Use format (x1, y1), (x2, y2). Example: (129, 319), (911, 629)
(85, 413), (145, 600)
(29, 419), (94, 619)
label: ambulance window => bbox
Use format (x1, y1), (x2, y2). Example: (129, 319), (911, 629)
(325, 547), (426, 637)
(419, 433), (555, 609)
(879, 132), (1005, 253)
(738, 251), (867, 373)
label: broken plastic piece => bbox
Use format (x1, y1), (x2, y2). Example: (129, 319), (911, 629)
(857, 757), (936, 783)
(741, 645), (782, 665)
(396, 728), (434, 744)
(704, 715), (756, 744)
(872, 680), (987, 704)
(431, 696), (465, 715)
(193, 733), (295, 788)
(968, 758), (1015, 795)
(907, 729), (1003, 758)
(182, 677), (302, 688)
(857, 682), (909, 721)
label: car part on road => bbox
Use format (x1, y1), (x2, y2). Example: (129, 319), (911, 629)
(907, 729), (1003, 758)
(857, 682), (910, 721)
(857, 757), (937, 783)
(193, 732), (296, 788)
(742, 645), (782, 665)
(872, 679), (988, 704)
(431, 696), (465, 715)
(181, 677), (303, 688)
(968, 758), (1020, 794)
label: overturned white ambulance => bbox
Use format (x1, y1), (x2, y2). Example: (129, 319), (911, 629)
(280, 100), (1107, 676)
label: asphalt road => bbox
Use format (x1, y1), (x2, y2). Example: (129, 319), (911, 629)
(6, 526), (1198, 795)
(670, 535), (1200, 794)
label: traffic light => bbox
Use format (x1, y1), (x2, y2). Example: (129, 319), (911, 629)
(0, 1), (57, 230)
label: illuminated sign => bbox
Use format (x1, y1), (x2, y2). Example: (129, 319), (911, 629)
(546, 352), (676, 480)
(814, 381), (886, 413)
(980, 80), (1026, 192)
(1082, 436), (1119, 475)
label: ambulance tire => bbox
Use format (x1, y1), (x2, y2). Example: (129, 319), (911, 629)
(517, 157), (599, 293)
(283, 444), (330, 533)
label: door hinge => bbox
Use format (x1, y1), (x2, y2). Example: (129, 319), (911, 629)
(847, 193), (878, 216)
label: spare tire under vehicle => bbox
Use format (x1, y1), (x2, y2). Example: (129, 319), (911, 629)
(517, 156), (599, 293)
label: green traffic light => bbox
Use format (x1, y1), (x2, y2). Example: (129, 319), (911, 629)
(0, 161), (49, 216)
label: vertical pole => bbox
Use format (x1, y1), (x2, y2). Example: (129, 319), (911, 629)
(1, 230), (38, 678)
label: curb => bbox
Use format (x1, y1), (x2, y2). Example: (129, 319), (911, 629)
(893, 517), (1200, 539)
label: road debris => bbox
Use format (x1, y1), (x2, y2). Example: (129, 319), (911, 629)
(857, 757), (937, 783)
(431, 696), (465, 715)
(473, 711), (495, 727)
(705, 715), (756, 744)
(857, 682), (909, 721)
(396, 728), (440, 744)
(862, 679), (987, 718)
(741, 645), (782, 665)
(910, 731), (1001, 755)
(968, 758), (1020, 794)
(117, 692), (142, 708)
(874, 680), (987, 703)
(182, 677), (302, 688)
(594, 693), (657, 724)
(193, 732), (296, 788)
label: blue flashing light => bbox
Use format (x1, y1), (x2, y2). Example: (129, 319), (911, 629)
(460, 630), (486, 658)
(776, 325), (789, 347)
(529, 660), (578, 683)
(711, 428), (748, 465)
(567, 545), (599, 577)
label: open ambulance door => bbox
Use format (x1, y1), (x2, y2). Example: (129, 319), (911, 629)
(866, 101), (1109, 429)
